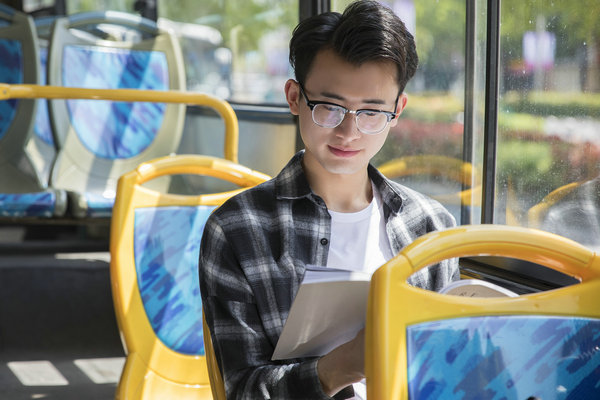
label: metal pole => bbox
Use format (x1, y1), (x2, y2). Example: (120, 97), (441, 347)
(461, 0), (477, 225)
(481, 0), (501, 224)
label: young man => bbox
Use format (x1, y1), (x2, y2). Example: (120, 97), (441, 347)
(199, 1), (459, 398)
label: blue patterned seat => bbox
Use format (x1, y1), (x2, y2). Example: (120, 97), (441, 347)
(134, 204), (214, 355)
(366, 225), (600, 399)
(110, 154), (270, 399)
(23, 16), (60, 187)
(0, 4), (66, 218)
(406, 315), (600, 399)
(46, 11), (186, 218)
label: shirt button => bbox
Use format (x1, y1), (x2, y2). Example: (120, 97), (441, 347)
(320, 238), (328, 246)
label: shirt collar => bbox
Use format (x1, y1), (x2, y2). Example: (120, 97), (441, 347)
(368, 164), (404, 214)
(275, 150), (404, 213)
(275, 151), (313, 200)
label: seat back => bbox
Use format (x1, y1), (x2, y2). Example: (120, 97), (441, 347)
(0, 5), (67, 217)
(203, 314), (226, 400)
(1, 82), (240, 219)
(528, 178), (600, 247)
(527, 180), (582, 228)
(366, 224), (600, 399)
(47, 11), (186, 217)
(24, 15), (61, 186)
(110, 154), (269, 399)
(0, 4), (38, 189)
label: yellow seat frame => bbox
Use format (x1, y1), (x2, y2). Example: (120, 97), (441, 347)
(377, 155), (481, 207)
(527, 181), (582, 228)
(0, 83), (239, 163)
(366, 224), (600, 399)
(110, 154), (269, 399)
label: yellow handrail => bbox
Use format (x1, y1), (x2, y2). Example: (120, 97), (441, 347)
(0, 83), (238, 163)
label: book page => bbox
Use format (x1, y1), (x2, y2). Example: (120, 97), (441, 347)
(272, 272), (518, 360)
(271, 266), (370, 360)
(440, 279), (518, 297)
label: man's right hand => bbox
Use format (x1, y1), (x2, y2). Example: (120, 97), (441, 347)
(316, 329), (365, 396)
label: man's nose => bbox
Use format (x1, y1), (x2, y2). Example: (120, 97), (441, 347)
(335, 112), (361, 140)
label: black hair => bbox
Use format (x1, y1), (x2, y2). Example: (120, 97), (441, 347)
(289, 0), (418, 94)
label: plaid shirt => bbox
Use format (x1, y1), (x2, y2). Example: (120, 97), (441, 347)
(199, 151), (459, 399)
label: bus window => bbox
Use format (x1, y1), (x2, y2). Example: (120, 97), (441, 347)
(497, 0), (600, 249)
(333, 0), (469, 224)
(157, 0), (298, 105)
(157, 18), (232, 98)
(64, 0), (131, 14)
(22, 0), (55, 13)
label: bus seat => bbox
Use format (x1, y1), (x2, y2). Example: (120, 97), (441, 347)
(0, 4), (66, 218)
(46, 11), (186, 218)
(527, 180), (583, 228)
(203, 313), (226, 400)
(24, 16), (61, 187)
(366, 224), (600, 399)
(378, 155), (481, 222)
(528, 178), (600, 248)
(0, 83), (241, 217)
(110, 154), (270, 399)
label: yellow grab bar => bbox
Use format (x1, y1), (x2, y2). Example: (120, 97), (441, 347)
(0, 83), (239, 163)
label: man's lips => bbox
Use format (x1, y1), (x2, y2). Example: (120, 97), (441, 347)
(328, 146), (360, 157)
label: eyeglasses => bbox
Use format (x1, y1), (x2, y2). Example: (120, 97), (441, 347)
(299, 84), (399, 135)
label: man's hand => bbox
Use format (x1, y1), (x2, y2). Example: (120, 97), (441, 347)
(317, 329), (365, 396)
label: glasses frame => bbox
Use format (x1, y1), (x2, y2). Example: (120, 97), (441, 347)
(298, 83), (400, 135)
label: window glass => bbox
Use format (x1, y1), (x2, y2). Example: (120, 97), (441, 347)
(23, 0), (56, 12)
(466, 0), (489, 226)
(497, 0), (600, 250)
(65, 0), (134, 13)
(157, 0), (297, 104)
(333, 0), (468, 224)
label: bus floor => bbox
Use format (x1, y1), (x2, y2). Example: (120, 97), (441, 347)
(0, 232), (125, 400)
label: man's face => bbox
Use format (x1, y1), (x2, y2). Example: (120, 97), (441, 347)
(285, 49), (406, 177)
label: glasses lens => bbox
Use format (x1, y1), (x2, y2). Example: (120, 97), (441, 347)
(356, 111), (389, 134)
(312, 104), (345, 128)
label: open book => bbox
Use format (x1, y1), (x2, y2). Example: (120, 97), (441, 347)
(271, 266), (518, 360)
(439, 278), (518, 297)
(272, 265), (370, 360)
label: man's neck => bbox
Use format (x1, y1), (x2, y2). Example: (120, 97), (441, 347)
(303, 158), (373, 213)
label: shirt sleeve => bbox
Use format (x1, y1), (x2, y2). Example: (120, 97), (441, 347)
(199, 215), (334, 400)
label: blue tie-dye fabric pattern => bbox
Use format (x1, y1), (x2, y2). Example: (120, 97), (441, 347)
(34, 46), (53, 146)
(134, 205), (216, 355)
(0, 38), (22, 141)
(62, 45), (168, 159)
(83, 192), (115, 218)
(0, 192), (56, 217)
(406, 315), (600, 399)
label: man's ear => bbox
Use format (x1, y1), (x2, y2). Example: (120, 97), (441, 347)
(396, 93), (408, 115)
(390, 94), (408, 127)
(285, 79), (301, 116)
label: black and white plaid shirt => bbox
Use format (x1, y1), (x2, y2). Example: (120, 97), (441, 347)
(199, 151), (459, 399)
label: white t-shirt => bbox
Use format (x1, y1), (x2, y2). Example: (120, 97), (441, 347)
(326, 184), (393, 274)
(325, 184), (393, 399)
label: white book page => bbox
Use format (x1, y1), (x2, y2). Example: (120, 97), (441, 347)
(272, 271), (517, 360)
(440, 279), (518, 297)
(271, 266), (370, 360)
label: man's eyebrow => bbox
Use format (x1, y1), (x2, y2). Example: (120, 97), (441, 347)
(320, 91), (387, 105)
